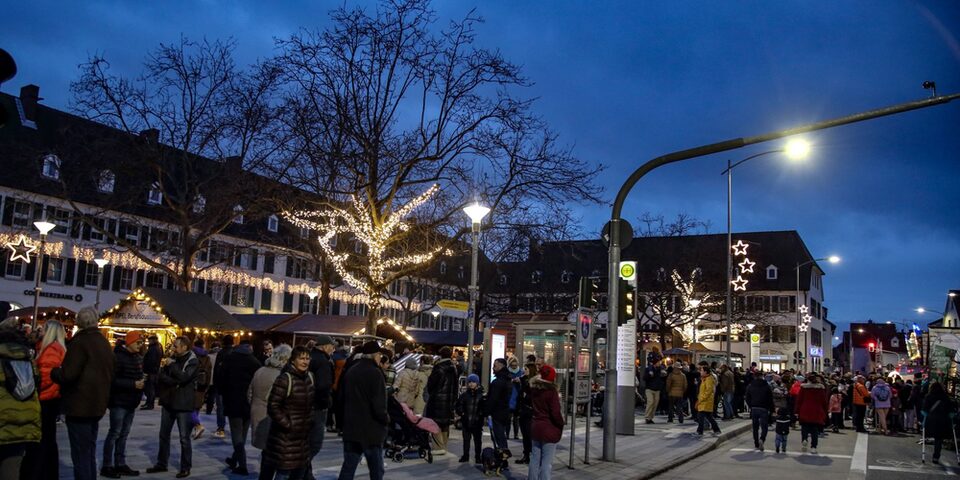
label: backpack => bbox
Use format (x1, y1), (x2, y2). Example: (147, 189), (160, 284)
(874, 385), (890, 402)
(1, 357), (37, 401)
(196, 354), (212, 391)
(285, 371), (314, 398)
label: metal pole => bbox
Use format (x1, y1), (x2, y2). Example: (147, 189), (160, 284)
(796, 263), (801, 371)
(584, 312), (594, 465)
(31, 234), (47, 330)
(468, 223), (480, 379)
(726, 159), (733, 366)
(569, 325), (580, 469)
(95, 264), (103, 313)
(603, 220), (621, 462)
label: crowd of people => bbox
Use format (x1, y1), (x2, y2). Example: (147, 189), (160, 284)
(0, 306), (567, 480)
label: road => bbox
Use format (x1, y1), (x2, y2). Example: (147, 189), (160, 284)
(654, 425), (960, 480)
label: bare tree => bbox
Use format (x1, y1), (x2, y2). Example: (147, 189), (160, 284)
(278, 0), (604, 335)
(636, 212), (712, 237)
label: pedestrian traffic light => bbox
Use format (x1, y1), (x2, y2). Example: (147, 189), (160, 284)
(578, 276), (599, 309)
(868, 342), (875, 353)
(618, 278), (635, 325)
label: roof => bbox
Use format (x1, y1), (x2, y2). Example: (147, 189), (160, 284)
(269, 314), (367, 335)
(139, 287), (244, 331)
(233, 314), (296, 332)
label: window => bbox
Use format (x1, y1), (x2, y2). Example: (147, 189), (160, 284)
(11, 200), (32, 228)
(263, 253), (275, 274)
(46, 258), (64, 283)
(353, 240), (362, 254)
(531, 271), (542, 284)
(260, 289), (272, 311)
(147, 272), (165, 288)
(88, 218), (107, 242)
(457, 266), (464, 280)
(233, 205), (244, 224)
(560, 270), (571, 284)
(766, 265), (778, 280)
(147, 182), (162, 205)
(193, 195), (206, 214)
(119, 268), (134, 291)
(267, 215), (279, 232)
(48, 207), (70, 235)
(5, 259), (24, 279)
(299, 227), (310, 239)
(231, 285), (253, 307)
(97, 170), (115, 193)
(41, 154), (60, 179)
(84, 264), (100, 287)
(211, 283), (227, 305)
(440, 261), (447, 275)
(499, 274), (508, 286)
(120, 222), (140, 244)
(656, 267), (666, 282)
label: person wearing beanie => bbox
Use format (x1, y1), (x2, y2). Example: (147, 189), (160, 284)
(487, 358), (514, 453)
(101, 331), (145, 478)
(395, 356), (424, 411)
(528, 364), (564, 480)
(305, 336), (336, 479)
(455, 373), (486, 463)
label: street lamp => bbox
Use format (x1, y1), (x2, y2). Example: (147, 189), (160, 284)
(93, 253), (109, 314)
(307, 291), (318, 314)
(30, 220), (56, 329)
(721, 138), (810, 366)
(463, 202), (490, 384)
(795, 255), (840, 372)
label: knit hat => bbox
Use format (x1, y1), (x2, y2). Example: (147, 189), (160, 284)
(467, 374), (480, 384)
(315, 335), (335, 346)
(405, 357), (419, 370)
(359, 340), (381, 355)
(540, 364), (557, 383)
(125, 331), (142, 346)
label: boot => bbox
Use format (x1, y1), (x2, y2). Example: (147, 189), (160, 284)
(515, 454), (530, 465)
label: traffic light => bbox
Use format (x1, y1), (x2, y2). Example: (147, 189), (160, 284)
(868, 342), (876, 353)
(618, 278), (636, 325)
(578, 276), (599, 309)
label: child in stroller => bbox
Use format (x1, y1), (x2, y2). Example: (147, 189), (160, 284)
(385, 396), (440, 463)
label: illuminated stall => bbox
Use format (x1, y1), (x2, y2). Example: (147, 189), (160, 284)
(99, 287), (249, 347)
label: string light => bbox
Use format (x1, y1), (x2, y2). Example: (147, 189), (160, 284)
(352, 316), (414, 342)
(731, 276), (748, 291)
(0, 231), (65, 258)
(738, 258), (755, 274)
(731, 240), (749, 256)
(99, 288), (248, 337)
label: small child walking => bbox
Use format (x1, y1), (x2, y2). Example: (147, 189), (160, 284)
(775, 407), (791, 454)
(829, 387), (844, 433)
(455, 374), (486, 463)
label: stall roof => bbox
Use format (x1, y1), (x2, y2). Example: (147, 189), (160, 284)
(139, 287), (244, 331)
(233, 313), (296, 332)
(271, 314), (367, 335)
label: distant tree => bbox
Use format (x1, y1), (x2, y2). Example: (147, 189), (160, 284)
(636, 212), (712, 237)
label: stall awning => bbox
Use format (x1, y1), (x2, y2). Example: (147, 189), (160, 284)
(270, 314), (367, 335)
(233, 314), (296, 332)
(101, 287), (244, 332)
(407, 329), (475, 347)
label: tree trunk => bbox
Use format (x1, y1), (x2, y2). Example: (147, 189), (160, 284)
(366, 304), (379, 338)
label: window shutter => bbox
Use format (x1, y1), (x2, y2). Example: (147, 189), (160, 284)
(105, 220), (117, 244)
(251, 250), (259, 271)
(260, 289), (272, 311)
(101, 266), (112, 289)
(111, 266), (122, 291)
(40, 255), (50, 282)
(282, 292), (294, 313)
(69, 217), (81, 239)
(81, 222), (92, 241)
(64, 258), (76, 286)
(0, 247), (6, 273)
(285, 256), (293, 277)
(76, 261), (88, 287)
(25, 257), (36, 282)
(263, 253), (275, 274)
(0, 197), (11, 226)
(139, 226), (150, 249)
(135, 269), (145, 287)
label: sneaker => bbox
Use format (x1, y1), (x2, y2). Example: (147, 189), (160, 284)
(175, 470), (190, 478)
(191, 425), (204, 440)
(433, 449), (446, 456)
(810, 448), (817, 454)
(214, 429), (226, 439)
(801, 440), (808, 451)
(645, 419), (654, 424)
(116, 465), (140, 476)
(100, 466), (121, 478)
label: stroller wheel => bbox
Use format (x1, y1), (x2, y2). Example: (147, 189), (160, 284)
(418, 448), (427, 459)
(427, 450), (433, 464)
(385, 449), (393, 458)
(394, 452), (405, 462)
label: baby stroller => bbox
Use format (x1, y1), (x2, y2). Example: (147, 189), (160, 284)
(385, 397), (439, 463)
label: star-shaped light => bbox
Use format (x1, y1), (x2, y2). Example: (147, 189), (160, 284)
(798, 324), (809, 333)
(731, 276), (749, 291)
(6, 235), (38, 264)
(731, 240), (749, 256)
(799, 305), (809, 315)
(738, 258), (756, 274)
(803, 314), (813, 324)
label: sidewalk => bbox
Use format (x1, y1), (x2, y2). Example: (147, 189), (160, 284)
(56, 409), (751, 479)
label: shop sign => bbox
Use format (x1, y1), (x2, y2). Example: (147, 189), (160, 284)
(24, 289), (83, 302)
(110, 301), (166, 326)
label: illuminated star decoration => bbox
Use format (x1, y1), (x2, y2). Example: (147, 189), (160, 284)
(803, 314), (813, 324)
(6, 235), (38, 264)
(738, 258), (756, 274)
(731, 240), (750, 256)
(799, 305), (809, 315)
(731, 276), (749, 291)
(798, 324), (809, 333)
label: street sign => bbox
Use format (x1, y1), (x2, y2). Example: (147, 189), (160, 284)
(576, 378), (591, 404)
(601, 219), (633, 249)
(437, 299), (469, 311)
(618, 261), (637, 282)
(579, 311), (592, 343)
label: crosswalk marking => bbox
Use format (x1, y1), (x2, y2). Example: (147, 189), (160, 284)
(869, 465), (958, 476)
(729, 448), (852, 459)
(849, 432), (868, 479)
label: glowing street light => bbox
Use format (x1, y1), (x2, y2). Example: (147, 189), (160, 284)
(30, 220), (57, 329)
(784, 138), (811, 159)
(93, 252), (109, 314)
(463, 202), (490, 386)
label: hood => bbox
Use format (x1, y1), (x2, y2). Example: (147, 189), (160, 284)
(0, 341), (32, 360)
(494, 368), (511, 380)
(530, 375), (558, 391)
(801, 382), (826, 390)
(233, 343), (254, 355)
(193, 346), (208, 356)
(419, 364), (433, 372)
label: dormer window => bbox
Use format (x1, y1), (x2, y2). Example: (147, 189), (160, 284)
(499, 274), (508, 286)
(457, 266), (464, 280)
(233, 205), (244, 224)
(97, 170), (115, 193)
(42, 154), (61, 179)
(560, 270), (571, 284)
(194, 195), (206, 213)
(440, 261), (447, 275)
(267, 215), (279, 232)
(531, 270), (542, 284)
(693, 267), (702, 280)
(656, 267), (666, 282)
(766, 265), (778, 280)
(147, 182), (163, 205)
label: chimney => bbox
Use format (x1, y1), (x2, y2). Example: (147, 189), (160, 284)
(139, 128), (159, 145)
(19, 84), (40, 122)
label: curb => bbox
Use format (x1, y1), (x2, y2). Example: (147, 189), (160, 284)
(636, 421), (753, 480)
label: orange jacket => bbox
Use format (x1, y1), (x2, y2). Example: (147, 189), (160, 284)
(852, 382), (870, 406)
(38, 342), (66, 401)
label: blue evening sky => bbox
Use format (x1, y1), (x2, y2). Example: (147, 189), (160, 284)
(3, 1), (958, 341)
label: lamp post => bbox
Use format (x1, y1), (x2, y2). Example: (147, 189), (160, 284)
(794, 255), (839, 372)
(30, 220), (56, 329)
(93, 253), (109, 314)
(430, 309), (440, 329)
(721, 139), (809, 366)
(307, 291), (318, 314)
(463, 202), (490, 384)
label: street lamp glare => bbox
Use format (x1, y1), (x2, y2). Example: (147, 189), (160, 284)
(745, 323), (755, 331)
(916, 307), (926, 314)
(431, 310), (440, 318)
(784, 138), (811, 160)
(688, 298), (702, 308)
(463, 203), (491, 224)
(93, 258), (109, 269)
(34, 220), (56, 235)
(307, 291), (318, 300)
(827, 255), (841, 264)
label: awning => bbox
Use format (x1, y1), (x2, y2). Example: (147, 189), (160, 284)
(662, 347), (694, 356)
(233, 313), (296, 332)
(270, 314), (368, 336)
(100, 287), (244, 332)
(407, 329), (477, 347)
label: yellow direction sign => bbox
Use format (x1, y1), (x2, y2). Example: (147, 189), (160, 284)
(436, 299), (469, 312)
(618, 261), (637, 282)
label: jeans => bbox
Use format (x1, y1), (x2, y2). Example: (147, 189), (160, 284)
(157, 408), (193, 470)
(696, 411), (720, 434)
(750, 407), (768, 447)
(800, 422), (819, 449)
(305, 408), (327, 479)
(103, 407), (136, 468)
(667, 396), (685, 423)
(215, 393), (226, 430)
(143, 373), (158, 407)
(274, 468), (304, 480)
(722, 392), (734, 418)
(645, 389), (661, 421)
(519, 412), (532, 456)
(775, 433), (787, 451)
(491, 420), (509, 450)
(66, 416), (101, 480)
(853, 404), (867, 431)
(528, 441), (557, 480)
(0, 445), (25, 480)
(831, 412), (844, 430)
(38, 398), (61, 480)
(512, 410), (520, 437)
(337, 440), (384, 480)
(228, 416), (251, 470)
(905, 408), (916, 431)
(462, 426), (482, 461)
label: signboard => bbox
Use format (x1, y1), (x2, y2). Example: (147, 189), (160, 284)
(575, 378), (591, 404)
(618, 261), (637, 282)
(750, 333), (761, 366)
(436, 299), (469, 311)
(491, 333), (506, 378)
(23, 289), (83, 302)
(809, 346), (823, 358)
(906, 331), (921, 361)
(579, 312), (592, 343)
(759, 354), (786, 362)
(616, 318), (636, 386)
(110, 301), (167, 326)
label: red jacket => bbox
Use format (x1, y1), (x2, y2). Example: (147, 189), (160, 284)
(38, 342), (66, 401)
(795, 383), (829, 425)
(530, 377), (565, 444)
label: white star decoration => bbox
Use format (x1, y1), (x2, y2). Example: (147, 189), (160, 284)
(6, 235), (37, 264)
(799, 305), (809, 315)
(732, 240), (749, 256)
(799, 324), (809, 333)
(803, 314), (813, 324)
(738, 258), (756, 274)
(731, 276), (749, 291)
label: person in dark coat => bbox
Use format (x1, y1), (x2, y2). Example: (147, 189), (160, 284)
(101, 331), (145, 478)
(528, 364), (564, 480)
(794, 373), (829, 454)
(305, 335), (335, 480)
(337, 341), (388, 480)
(219, 339), (262, 475)
(487, 358), (513, 452)
(141, 335), (162, 410)
(744, 371), (774, 451)
(922, 381), (955, 464)
(212, 334), (234, 438)
(515, 363), (535, 465)
(265, 346), (315, 480)
(425, 346), (459, 455)
(455, 374), (486, 464)
(147, 336), (198, 478)
(50, 307), (114, 480)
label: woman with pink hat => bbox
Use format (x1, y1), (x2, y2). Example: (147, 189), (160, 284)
(529, 364), (564, 480)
